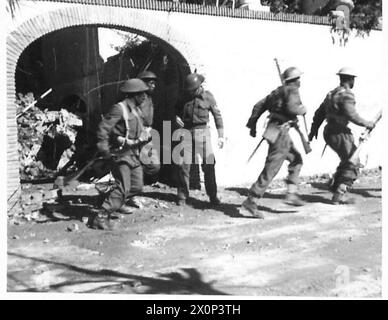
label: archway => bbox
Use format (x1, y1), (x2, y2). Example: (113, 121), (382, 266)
(7, 4), (205, 207)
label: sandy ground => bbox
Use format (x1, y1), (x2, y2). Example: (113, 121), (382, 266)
(7, 171), (381, 297)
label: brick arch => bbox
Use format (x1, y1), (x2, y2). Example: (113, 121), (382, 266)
(6, 4), (205, 202)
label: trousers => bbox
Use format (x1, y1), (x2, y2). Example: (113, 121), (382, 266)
(101, 161), (143, 213)
(323, 124), (358, 189)
(250, 129), (303, 198)
(177, 127), (217, 200)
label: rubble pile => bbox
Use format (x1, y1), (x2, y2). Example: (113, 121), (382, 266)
(16, 92), (83, 180)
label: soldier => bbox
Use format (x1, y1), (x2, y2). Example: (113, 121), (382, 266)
(175, 73), (225, 206)
(89, 79), (151, 230)
(241, 67), (307, 218)
(138, 70), (157, 128)
(308, 67), (375, 204)
(137, 70), (161, 177)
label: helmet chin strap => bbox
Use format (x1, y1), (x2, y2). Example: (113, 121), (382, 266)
(196, 86), (204, 96)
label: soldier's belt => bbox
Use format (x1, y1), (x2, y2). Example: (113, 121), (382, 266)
(184, 123), (208, 130)
(269, 112), (293, 124)
(326, 114), (348, 124)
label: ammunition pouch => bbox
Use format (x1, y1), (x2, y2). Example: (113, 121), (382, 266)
(263, 122), (280, 144)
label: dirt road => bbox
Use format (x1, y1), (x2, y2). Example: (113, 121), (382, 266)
(7, 171), (381, 297)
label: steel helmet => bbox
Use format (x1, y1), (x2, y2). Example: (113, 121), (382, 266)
(120, 79), (149, 93)
(185, 73), (205, 91)
(138, 70), (157, 80)
(282, 67), (303, 82)
(337, 67), (357, 77)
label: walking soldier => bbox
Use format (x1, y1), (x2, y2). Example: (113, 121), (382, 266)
(308, 67), (375, 204)
(241, 67), (307, 218)
(89, 79), (151, 230)
(175, 73), (225, 206)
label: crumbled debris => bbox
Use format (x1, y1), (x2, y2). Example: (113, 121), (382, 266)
(16, 92), (82, 181)
(12, 235), (20, 240)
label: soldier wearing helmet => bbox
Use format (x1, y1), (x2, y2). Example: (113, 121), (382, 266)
(175, 72), (225, 206)
(90, 78), (150, 230)
(241, 66), (307, 218)
(309, 67), (375, 204)
(137, 70), (161, 178)
(138, 70), (157, 127)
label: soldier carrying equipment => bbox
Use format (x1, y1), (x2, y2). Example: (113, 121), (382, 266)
(309, 67), (376, 205)
(89, 78), (150, 230)
(247, 61), (311, 163)
(275, 59), (312, 154)
(242, 64), (307, 218)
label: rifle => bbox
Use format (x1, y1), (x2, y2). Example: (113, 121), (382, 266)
(274, 58), (311, 154)
(349, 110), (382, 166)
(294, 122), (312, 154)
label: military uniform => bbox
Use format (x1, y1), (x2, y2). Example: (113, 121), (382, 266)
(139, 94), (154, 127)
(96, 98), (144, 213)
(309, 84), (374, 198)
(138, 71), (161, 177)
(246, 82), (306, 199)
(177, 90), (224, 203)
(138, 94), (161, 176)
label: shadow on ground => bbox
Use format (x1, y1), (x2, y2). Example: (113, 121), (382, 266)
(141, 191), (247, 218)
(310, 183), (382, 199)
(8, 251), (227, 295)
(225, 187), (332, 205)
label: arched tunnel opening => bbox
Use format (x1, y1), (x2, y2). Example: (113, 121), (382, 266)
(15, 24), (197, 187)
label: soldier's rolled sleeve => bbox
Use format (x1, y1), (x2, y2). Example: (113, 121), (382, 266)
(246, 99), (267, 130)
(285, 87), (306, 116)
(96, 105), (123, 153)
(341, 92), (371, 127)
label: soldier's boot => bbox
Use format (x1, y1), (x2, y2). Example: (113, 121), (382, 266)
(126, 197), (142, 209)
(176, 199), (187, 206)
(331, 183), (356, 205)
(284, 184), (304, 207)
(209, 196), (221, 206)
(240, 196), (264, 219)
(88, 210), (113, 230)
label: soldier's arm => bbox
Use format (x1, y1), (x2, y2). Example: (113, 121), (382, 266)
(207, 93), (224, 138)
(309, 97), (327, 140)
(96, 104), (123, 155)
(342, 92), (374, 128)
(285, 86), (306, 116)
(246, 98), (268, 137)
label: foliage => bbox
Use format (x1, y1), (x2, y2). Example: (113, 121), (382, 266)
(350, 0), (382, 35)
(111, 30), (148, 54)
(262, 0), (381, 34)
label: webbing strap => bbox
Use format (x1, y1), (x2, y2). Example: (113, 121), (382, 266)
(118, 101), (130, 139)
(118, 101), (144, 139)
